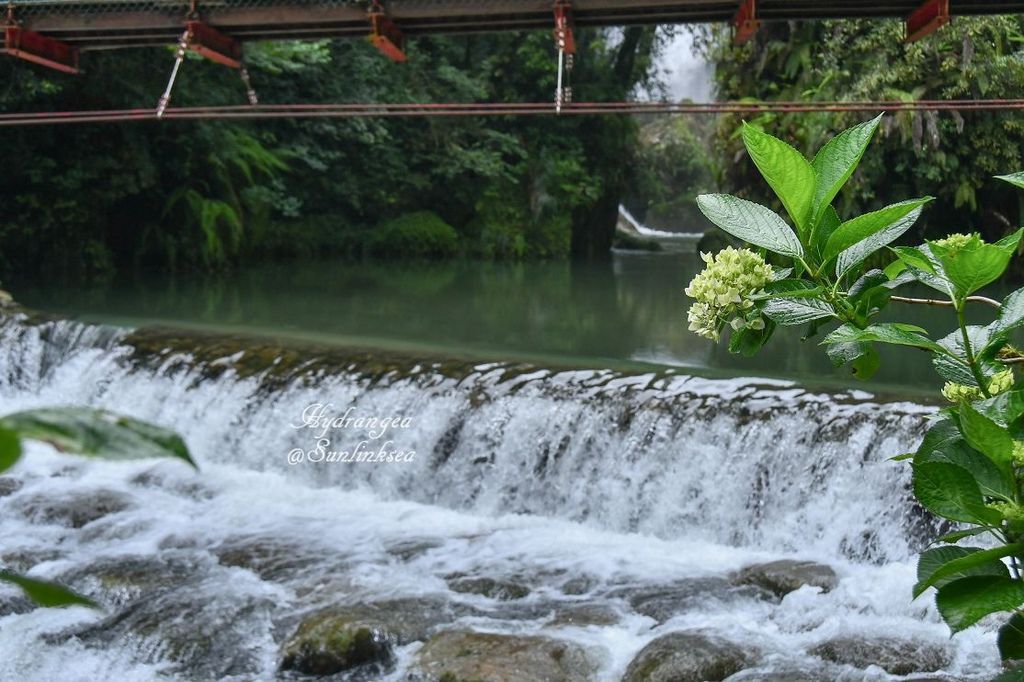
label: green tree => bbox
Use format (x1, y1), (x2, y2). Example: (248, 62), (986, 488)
(697, 16), (1024, 250)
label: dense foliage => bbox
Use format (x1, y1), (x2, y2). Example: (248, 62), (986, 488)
(0, 28), (667, 281)
(697, 16), (1024, 250)
(686, 115), (1024, 671)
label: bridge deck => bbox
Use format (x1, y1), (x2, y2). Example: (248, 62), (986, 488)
(6, 0), (1024, 48)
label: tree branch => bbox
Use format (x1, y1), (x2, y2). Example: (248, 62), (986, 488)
(890, 295), (1002, 309)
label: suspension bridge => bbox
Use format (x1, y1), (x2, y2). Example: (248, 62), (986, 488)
(2, 0), (1023, 124)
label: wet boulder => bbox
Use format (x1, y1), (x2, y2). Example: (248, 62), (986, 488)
(0, 476), (23, 497)
(809, 636), (951, 675)
(413, 629), (596, 682)
(283, 598), (457, 649)
(212, 534), (338, 583)
(547, 603), (621, 627)
(724, 663), (839, 681)
(55, 578), (276, 680)
(280, 608), (396, 676)
(732, 560), (838, 599)
(623, 631), (752, 682)
(611, 578), (770, 623)
(446, 575), (531, 601)
(13, 488), (133, 528)
(55, 553), (209, 608)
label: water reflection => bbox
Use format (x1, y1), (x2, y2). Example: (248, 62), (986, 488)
(11, 251), (1011, 393)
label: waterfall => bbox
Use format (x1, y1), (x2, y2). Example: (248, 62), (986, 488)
(1, 311), (1003, 681)
(0, 313), (936, 564)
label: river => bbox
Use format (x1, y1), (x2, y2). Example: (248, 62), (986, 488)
(0, 248), (1007, 680)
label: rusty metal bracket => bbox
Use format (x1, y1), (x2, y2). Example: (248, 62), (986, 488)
(906, 0), (950, 42)
(733, 0), (759, 45)
(368, 1), (406, 62)
(3, 6), (79, 74)
(186, 20), (242, 68)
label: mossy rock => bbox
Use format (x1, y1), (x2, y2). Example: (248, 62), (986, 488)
(809, 636), (951, 675)
(280, 609), (396, 675)
(732, 560), (838, 599)
(413, 630), (596, 682)
(623, 631), (752, 682)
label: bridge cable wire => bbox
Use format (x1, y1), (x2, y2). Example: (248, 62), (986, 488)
(2, 99), (1024, 126)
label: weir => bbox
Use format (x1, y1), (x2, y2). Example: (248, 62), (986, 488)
(0, 311), (1002, 679)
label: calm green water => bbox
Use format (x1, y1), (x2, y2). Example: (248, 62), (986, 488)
(10, 249), (1011, 394)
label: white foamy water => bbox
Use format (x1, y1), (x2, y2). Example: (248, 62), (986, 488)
(0, 315), (1002, 680)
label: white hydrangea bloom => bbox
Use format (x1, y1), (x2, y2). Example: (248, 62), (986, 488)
(684, 247), (773, 341)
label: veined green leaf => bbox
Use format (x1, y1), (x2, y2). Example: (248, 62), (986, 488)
(727, 321), (776, 358)
(741, 123), (816, 235)
(892, 245), (955, 297)
(996, 172), (1024, 190)
(763, 279), (821, 298)
(930, 232), (1021, 299)
(763, 297), (837, 326)
(912, 461), (1003, 525)
(0, 572), (96, 608)
(835, 204), (928, 279)
(998, 613), (1024, 663)
(997, 228), (1024, 254)
(823, 198), (932, 266)
(974, 390), (1024, 428)
(936, 575), (1024, 633)
(0, 427), (21, 474)
(914, 419), (1015, 503)
(934, 527), (991, 544)
(0, 407), (197, 468)
(914, 544), (1019, 598)
(810, 205), (841, 261)
(993, 288), (1024, 335)
(825, 341), (879, 380)
(959, 402), (1014, 471)
(883, 259), (907, 279)
(696, 194), (804, 258)
(892, 246), (937, 275)
(810, 115), (883, 231)
(822, 323), (946, 354)
(933, 326), (998, 387)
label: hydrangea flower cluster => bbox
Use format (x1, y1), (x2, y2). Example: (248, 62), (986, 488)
(988, 500), (1024, 522)
(941, 368), (1014, 403)
(931, 232), (980, 254)
(685, 247), (773, 341)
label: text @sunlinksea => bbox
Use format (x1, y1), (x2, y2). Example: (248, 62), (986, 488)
(287, 439), (416, 465)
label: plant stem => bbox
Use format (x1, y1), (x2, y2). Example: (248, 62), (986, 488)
(890, 295), (1002, 309)
(957, 302), (992, 398)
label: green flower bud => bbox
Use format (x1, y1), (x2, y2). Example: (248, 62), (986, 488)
(1012, 440), (1024, 466)
(931, 232), (981, 255)
(941, 382), (982, 403)
(989, 501), (1024, 523)
(989, 369), (1015, 396)
(940, 369), (1015, 403)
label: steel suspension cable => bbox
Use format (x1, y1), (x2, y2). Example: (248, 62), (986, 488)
(2, 99), (1024, 126)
